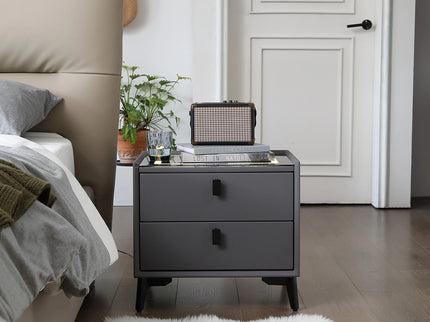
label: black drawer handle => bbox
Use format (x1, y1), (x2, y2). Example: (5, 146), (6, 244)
(212, 228), (221, 245)
(212, 179), (221, 196)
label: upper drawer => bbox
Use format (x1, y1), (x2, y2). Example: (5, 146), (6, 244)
(139, 172), (294, 221)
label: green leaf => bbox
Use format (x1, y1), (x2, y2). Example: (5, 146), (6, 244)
(176, 74), (191, 81)
(129, 129), (138, 145)
(159, 80), (172, 86)
(144, 74), (161, 81)
(120, 62), (188, 145)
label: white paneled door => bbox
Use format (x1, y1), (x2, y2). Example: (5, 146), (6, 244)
(227, 0), (377, 203)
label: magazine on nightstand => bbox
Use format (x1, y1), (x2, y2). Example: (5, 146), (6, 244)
(176, 143), (271, 155)
(180, 151), (274, 163)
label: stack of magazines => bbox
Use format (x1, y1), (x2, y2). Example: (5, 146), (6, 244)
(176, 143), (273, 163)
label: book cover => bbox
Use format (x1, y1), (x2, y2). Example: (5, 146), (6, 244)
(176, 143), (271, 155)
(181, 151), (274, 163)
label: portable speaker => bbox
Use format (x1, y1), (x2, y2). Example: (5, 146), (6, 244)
(190, 102), (256, 145)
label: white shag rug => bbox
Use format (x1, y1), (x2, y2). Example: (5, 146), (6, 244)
(105, 314), (333, 322)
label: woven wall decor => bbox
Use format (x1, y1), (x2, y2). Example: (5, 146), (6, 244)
(123, 0), (137, 27)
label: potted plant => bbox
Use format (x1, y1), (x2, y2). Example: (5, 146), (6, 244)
(118, 63), (189, 163)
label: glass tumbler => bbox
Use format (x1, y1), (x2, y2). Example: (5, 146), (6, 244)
(146, 131), (173, 162)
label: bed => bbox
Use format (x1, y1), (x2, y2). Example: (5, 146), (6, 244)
(0, 0), (123, 321)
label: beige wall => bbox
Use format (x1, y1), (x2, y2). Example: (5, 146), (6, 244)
(412, 0), (430, 197)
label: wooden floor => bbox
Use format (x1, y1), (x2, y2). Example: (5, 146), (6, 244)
(76, 200), (430, 322)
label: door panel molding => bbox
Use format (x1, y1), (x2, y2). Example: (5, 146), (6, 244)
(250, 0), (355, 14)
(250, 37), (353, 177)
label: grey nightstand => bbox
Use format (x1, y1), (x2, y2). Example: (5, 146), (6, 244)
(133, 150), (300, 312)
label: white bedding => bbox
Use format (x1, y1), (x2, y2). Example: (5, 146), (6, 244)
(0, 134), (118, 265)
(23, 132), (75, 175)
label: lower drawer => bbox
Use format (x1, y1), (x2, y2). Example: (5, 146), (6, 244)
(139, 222), (294, 271)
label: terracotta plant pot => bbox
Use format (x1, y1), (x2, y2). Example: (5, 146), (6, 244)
(117, 129), (149, 164)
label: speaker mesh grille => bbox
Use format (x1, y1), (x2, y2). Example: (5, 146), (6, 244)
(193, 106), (253, 143)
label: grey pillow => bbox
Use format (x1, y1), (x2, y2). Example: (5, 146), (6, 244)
(0, 78), (63, 135)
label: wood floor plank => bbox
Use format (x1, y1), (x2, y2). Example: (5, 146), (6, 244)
(410, 228), (430, 253)
(361, 289), (430, 322)
(299, 206), (379, 322)
(299, 253), (379, 322)
(108, 279), (179, 319)
(410, 270), (430, 290)
(235, 277), (298, 320)
(306, 208), (414, 293)
(75, 278), (119, 322)
(367, 212), (430, 272)
(175, 278), (242, 320)
(75, 308), (109, 322)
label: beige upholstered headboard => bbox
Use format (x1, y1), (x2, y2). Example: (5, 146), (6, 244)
(0, 0), (123, 229)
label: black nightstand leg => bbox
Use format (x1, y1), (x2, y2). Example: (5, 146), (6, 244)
(135, 277), (172, 312)
(147, 277), (172, 287)
(262, 277), (299, 311)
(286, 277), (299, 311)
(135, 278), (148, 312)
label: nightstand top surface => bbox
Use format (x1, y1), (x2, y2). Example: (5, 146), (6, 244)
(135, 150), (298, 172)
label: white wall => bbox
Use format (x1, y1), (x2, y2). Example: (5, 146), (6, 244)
(191, 0), (219, 101)
(385, 0), (415, 207)
(122, 0), (193, 144)
(114, 0), (194, 206)
(412, 0), (430, 197)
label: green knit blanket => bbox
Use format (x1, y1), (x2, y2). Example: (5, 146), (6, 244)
(0, 159), (56, 230)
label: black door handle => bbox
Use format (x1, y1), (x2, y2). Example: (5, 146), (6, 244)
(212, 179), (221, 196)
(347, 19), (372, 30)
(212, 228), (221, 245)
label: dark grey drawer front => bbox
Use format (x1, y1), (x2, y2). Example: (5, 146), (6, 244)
(139, 222), (294, 271)
(139, 172), (294, 221)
